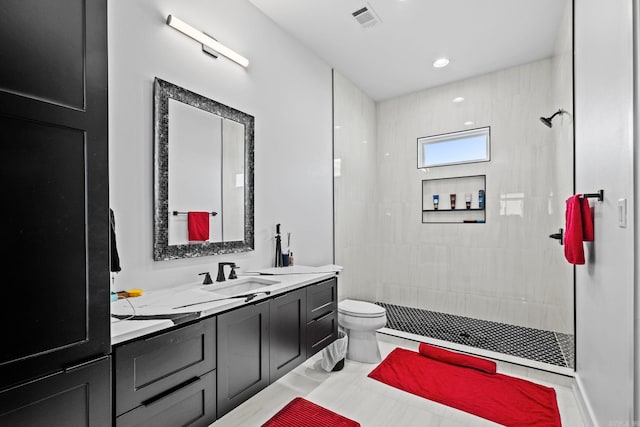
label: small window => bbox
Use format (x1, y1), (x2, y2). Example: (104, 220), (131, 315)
(417, 127), (490, 168)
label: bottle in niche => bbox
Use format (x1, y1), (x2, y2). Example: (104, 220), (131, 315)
(478, 190), (485, 209)
(449, 193), (456, 210)
(465, 193), (472, 209)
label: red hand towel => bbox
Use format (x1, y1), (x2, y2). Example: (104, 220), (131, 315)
(581, 198), (594, 241)
(564, 195), (584, 264)
(188, 212), (210, 241)
(564, 195), (594, 264)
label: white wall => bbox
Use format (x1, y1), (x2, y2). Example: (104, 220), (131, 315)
(574, 0), (636, 424)
(108, 0), (333, 291)
(372, 59), (574, 333)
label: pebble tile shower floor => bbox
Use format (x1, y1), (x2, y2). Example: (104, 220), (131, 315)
(376, 302), (575, 369)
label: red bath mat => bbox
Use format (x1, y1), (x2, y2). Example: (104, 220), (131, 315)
(368, 347), (561, 427)
(261, 397), (360, 427)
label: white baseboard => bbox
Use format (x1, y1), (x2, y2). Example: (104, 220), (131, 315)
(573, 374), (598, 427)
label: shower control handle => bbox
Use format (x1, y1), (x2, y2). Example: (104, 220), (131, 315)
(549, 228), (564, 245)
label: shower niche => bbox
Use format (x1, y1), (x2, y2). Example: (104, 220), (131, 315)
(421, 175), (486, 224)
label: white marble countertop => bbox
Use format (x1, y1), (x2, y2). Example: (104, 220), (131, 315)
(111, 266), (340, 345)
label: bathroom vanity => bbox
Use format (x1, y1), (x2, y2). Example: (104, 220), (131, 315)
(111, 273), (338, 426)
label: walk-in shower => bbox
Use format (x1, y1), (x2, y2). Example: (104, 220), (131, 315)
(333, 0), (574, 373)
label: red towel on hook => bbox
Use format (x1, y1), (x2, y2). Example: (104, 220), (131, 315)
(564, 195), (594, 264)
(188, 211), (210, 241)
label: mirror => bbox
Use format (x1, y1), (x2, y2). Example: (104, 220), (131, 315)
(153, 77), (254, 260)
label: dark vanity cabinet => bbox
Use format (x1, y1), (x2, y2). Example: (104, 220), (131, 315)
(112, 277), (338, 425)
(217, 301), (270, 418)
(216, 281), (336, 418)
(114, 317), (217, 427)
(306, 278), (339, 357)
(269, 288), (307, 382)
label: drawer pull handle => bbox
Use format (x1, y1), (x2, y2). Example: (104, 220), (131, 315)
(141, 376), (201, 407)
(310, 301), (334, 314)
(312, 311), (335, 323)
(64, 355), (109, 373)
(311, 333), (336, 349)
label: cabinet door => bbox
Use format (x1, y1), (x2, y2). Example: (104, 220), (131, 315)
(217, 301), (269, 418)
(306, 278), (338, 357)
(115, 317), (216, 416)
(0, 356), (111, 427)
(306, 277), (337, 321)
(0, 0), (110, 389)
(116, 370), (216, 427)
(269, 288), (307, 382)
(307, 311), (338, 357)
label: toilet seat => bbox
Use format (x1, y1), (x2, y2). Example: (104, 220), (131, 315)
(338, 299), (386, 318)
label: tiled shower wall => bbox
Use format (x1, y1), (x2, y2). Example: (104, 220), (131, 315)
(335, 44), (574, 334)
(333, 71), (378, 302)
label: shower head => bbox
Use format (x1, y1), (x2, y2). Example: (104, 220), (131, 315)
(540, 116), (554, 128)
(540, 109), (565, 128)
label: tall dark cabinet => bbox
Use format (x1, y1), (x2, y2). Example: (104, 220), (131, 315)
(0, 0), (111, 425)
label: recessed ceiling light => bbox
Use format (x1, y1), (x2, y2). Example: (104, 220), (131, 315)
(464, 121), (474, 126)
(452, 97), (464, 103)
(433, 58), (450, 68)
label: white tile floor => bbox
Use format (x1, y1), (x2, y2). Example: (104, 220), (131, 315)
(211, 334), (585, 426)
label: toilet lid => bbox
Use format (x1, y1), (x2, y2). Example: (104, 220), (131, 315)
(338, 299), (386, 318)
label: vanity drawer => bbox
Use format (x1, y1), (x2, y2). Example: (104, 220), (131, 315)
(306, 310), (338, 357)
(116, 370), (216, 427)
(115, 317), (216, 417)
(306, 277), (337, 321)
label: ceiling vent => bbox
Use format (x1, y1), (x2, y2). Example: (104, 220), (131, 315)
(352, 4), (381, 28)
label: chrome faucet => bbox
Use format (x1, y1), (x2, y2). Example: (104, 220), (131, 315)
(216, 262), (237, 282)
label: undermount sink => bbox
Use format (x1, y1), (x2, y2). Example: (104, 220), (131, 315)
(205, 277), (279, 296)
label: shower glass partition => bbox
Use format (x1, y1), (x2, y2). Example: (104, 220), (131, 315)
(334, 1), (574, 371)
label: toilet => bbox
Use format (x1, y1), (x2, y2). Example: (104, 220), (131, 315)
(338, 299), (387, 363)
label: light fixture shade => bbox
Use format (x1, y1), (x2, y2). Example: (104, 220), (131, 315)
(166, 15), (249, 67)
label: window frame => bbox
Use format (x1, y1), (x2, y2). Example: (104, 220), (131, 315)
(417, 126), (491, 168)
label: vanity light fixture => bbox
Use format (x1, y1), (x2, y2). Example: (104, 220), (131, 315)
(452, 97), (465, 103)
(464, 121), (475, 126)
(166, 15), (249, 68)
(433, 57), (450, 68)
